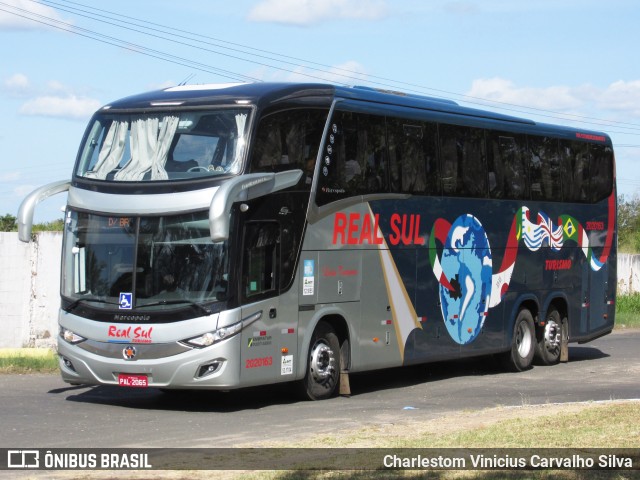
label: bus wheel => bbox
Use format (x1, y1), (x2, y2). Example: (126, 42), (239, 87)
(502, 308), (535, 372)
(300, 322), (341, 400)
(534, 308), (562, 365)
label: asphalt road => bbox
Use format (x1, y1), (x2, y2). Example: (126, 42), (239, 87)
(1, 329), (638, 449)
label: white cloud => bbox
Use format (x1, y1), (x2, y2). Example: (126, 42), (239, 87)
(0, 0), (68, 31)
(19, 95), (101, 120)
(466, 77), (640, 120)
(597, 80), (640, 117)
(443, 1), (480, 15)
(0, 171), (21, 182)
(4, 73), (30, 91)
(466, 77), (584, 111)
(13, 184), (37, 197)
(247, 0), (388, 26)
(249, 60), (369, 85)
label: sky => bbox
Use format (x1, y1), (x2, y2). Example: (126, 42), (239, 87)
(1, 0), (640, 222)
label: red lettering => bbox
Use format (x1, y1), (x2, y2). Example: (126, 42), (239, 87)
(108, 325), (152, 343)
(323, 267), (337, 277)
(576, 132), (606, 142)
(338, 266), (358, 276)
(401, 214), (413, 245)
(389, 214), (424, 246)
(361, 213), (372, 244)
(347, 213), (359, 245)
(332, 213), (384, 245)
(108, 326), (132, 338)
(586, 221), (604, 231)
(372, 214), (384, 244)
(332, 212), (347, 244)
(134, 326), (153, 339)
(389, 214), (401, 245)
(414, 215), (425, 245)
(545, 259), (572, 271)
(245, 356), (273, 369)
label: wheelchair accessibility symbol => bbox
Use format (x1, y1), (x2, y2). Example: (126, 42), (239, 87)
(119, 292), (132, 310)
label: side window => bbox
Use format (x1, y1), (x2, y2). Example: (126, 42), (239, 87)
(588, 144), (614, 202)
(529, 136), (562, 201)
(388, 118), (440, 195)
(242, 222), (280, 302)
(316, 110), (388, 206)
(439, 125), (487, 197)
(560, 140), (590, 202)
(487, 132), (528, 200)
(249, 109), (327, 189)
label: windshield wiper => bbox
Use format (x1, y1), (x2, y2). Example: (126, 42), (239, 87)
(135, 299), (212, 316)
(63, 297), (120, 313)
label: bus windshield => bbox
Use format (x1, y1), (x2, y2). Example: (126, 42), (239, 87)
(75, 108), (250, 181)
(62, 210), (230, 312)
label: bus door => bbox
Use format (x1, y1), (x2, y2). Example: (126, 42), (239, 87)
(588, 262), (611, 334)
(239, 221), (296, 383)
(578, 257), (610, 337)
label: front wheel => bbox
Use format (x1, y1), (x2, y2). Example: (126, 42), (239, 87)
(299, 322), (341, 400)
(501, 308), (535, 372)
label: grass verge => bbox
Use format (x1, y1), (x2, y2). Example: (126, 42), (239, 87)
(615, 293), (640, 328)
(0, 347), (58, 373)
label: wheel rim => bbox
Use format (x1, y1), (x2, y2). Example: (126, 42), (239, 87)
(515, 320), (532, 358)
(309, 340), (336, 382)
(543, 319), (561, 353)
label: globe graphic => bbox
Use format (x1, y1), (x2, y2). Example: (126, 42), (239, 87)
(439, 214), (493, 344)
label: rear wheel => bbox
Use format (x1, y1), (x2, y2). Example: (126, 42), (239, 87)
(299, 322), (341, 400)
(534, 308), (563, 365)
(502, 308), (535, 372)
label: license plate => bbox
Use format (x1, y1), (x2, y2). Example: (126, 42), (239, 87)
(118, 374), (148, 388)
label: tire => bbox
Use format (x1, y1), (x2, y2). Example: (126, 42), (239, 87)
(534, 308), (563, 366)
(501, 308), (535, 372)
(299, 322), (341, 400)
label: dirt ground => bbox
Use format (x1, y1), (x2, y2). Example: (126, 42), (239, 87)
(6, 399), (638, 480)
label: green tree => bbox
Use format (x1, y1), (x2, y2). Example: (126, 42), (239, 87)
(0, 214), (17, 232)
(618, 194), (640, 253)
(33, 219), (65, 232)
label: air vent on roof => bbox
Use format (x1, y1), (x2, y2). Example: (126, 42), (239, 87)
(352, 85), (458, 106)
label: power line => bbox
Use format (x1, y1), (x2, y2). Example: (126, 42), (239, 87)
(16, 0), (640, 134)
(3, 0), (640, 137)
(0, 2), (262, 83)
(43, 0), (640, 133)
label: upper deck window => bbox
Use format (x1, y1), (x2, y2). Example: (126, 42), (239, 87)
(76, 108), (251, 182)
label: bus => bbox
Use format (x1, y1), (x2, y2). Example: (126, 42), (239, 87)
(18, 83), (616, 400)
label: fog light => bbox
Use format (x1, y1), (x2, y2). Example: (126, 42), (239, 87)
(61, 355), (76, 372)
(196, 361), (221, 378)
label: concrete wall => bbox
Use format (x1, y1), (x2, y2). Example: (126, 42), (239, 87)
(0, 231), (639, 349)
(617, 253), (640, 295)
(0, 232), (62, 348)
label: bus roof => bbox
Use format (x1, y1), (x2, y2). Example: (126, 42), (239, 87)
(99, 82), (611, 144)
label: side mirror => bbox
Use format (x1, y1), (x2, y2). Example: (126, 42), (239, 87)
(17, 180), (71, 242)
(209, 170), (302, 242)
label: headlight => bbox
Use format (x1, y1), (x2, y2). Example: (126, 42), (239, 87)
(60, 327), (86, 344)
(182, 322), (242, 348)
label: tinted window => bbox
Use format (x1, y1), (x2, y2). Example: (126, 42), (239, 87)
(439, 125), (487, 197)
(388, 118), (440, 195)
(588, 144), (614, 202)
(316, 110), (388, 206)
(529, 136), (562, 201)
(249, 108), (327, 189)
(242, 222), (280, 301)
(560, 140), (590, 202)
(487, 132), (528, 200)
